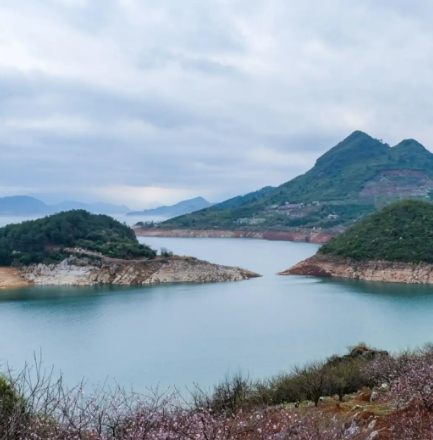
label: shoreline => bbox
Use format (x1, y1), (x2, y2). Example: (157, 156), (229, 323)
(0, 267), (33, 289)
(11, 255), (260, 288)
(280, 253), (433, 284)
(133, 227), (336, 244)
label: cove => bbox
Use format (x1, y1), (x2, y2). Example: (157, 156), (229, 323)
(1, 237), (433, 392)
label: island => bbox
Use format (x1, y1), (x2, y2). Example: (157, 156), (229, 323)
(280, 200), (433, 284)
(0, 210), (260, 288)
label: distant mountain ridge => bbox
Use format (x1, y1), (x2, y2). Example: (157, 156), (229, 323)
(52, 201), (130, 214)
(0, 196), (131, 216)
(161, 131), (433, 231)
(127, 197), (212, 218)
(0, 196), (48, 216)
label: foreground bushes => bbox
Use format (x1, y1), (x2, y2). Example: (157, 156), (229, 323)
(192, 345), (375, 414)
(0, 364), (345, 440)
(5, 344), (433, 439)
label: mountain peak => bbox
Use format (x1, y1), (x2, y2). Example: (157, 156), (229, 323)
(314, 131), (388, 172)
(189, 196), (208, 203)
(394, 139), (428, 152)
(345, 130), (373, 141)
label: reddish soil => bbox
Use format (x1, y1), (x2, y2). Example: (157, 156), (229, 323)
(0, 267), (32, 289)
(133, 228), (336, 244)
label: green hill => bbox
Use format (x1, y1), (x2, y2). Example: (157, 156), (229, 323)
(161, 131), (433, 231)
(0, 210), (156, 266)
(320, 200), (433, 263)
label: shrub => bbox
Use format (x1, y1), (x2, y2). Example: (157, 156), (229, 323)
(292, 361), (329, 406)
(191, 372), (255, 416)
(325, 360), (364, 402)
(160, 248), (174, 258)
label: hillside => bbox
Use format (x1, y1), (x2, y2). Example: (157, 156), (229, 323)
(0, 210), (156, 266)
(320, 200), (433, 263)
(127, 196), (212, 218)
(160, 131), (433, 231)
(210, 186), (275, 210)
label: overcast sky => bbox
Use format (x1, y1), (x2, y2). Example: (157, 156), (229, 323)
(1, 0), (432, 208)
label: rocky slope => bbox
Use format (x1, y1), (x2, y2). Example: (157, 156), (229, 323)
(19, 255), (260, 286)
(280, 253), (433, 284)
(134, 227), (335, 243)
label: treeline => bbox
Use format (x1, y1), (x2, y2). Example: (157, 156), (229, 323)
(0, 210), (156, 266)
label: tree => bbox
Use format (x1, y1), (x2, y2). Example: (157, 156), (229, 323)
(326, 360), (363, 402)
(293, 362), (328, 406)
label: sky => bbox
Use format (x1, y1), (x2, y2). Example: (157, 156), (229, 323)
(1, 0), (433, 209)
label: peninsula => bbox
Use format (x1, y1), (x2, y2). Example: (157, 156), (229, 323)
(0, 210), (259, 288)
(281, 200), (433, 284)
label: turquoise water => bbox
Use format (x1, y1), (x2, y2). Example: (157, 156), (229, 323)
(1, 237), (433, 392)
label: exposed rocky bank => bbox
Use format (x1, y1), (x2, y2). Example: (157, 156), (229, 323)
(280, 253), (433, 284)
(17, 256), (260, 287)
(134, 228), (336, 244)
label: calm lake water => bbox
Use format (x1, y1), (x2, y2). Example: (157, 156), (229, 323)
(1, 235), (433, 392)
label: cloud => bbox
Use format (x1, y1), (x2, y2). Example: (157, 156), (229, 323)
(0, 0), (432, 207)
(90, 185), (205, 209)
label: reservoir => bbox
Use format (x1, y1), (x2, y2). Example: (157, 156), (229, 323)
(1, 234), (433, 392)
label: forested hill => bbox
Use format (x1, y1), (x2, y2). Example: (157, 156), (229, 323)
(320, 200), (433, 263)
(160, 131), (433, 231)
(0, 210), (156, 266)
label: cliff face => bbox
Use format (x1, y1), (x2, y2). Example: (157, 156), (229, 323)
(20, 256), (260, 287)
(134, 228), (335, 244)
(280, 254), (433, 284)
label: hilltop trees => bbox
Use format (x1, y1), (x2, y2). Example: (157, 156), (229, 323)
(320, 200), (433, 263)
(0, 210), (156, 266)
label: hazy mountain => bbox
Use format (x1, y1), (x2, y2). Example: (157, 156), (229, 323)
(127, 197), (212, 218)
(0, 196), (49, 215)
(0, 196), (131, 216)
(50, 201), (131, 214)
(162, 131), (433, 230)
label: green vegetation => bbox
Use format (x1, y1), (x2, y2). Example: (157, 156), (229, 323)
(0, 375), (26, 433)
(192, 343), (381, 411)
(210, 186), (275, 210)
(162, 131), (433, 231)
(320, 200), (433, 263)
(0, 210), (156, 266)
